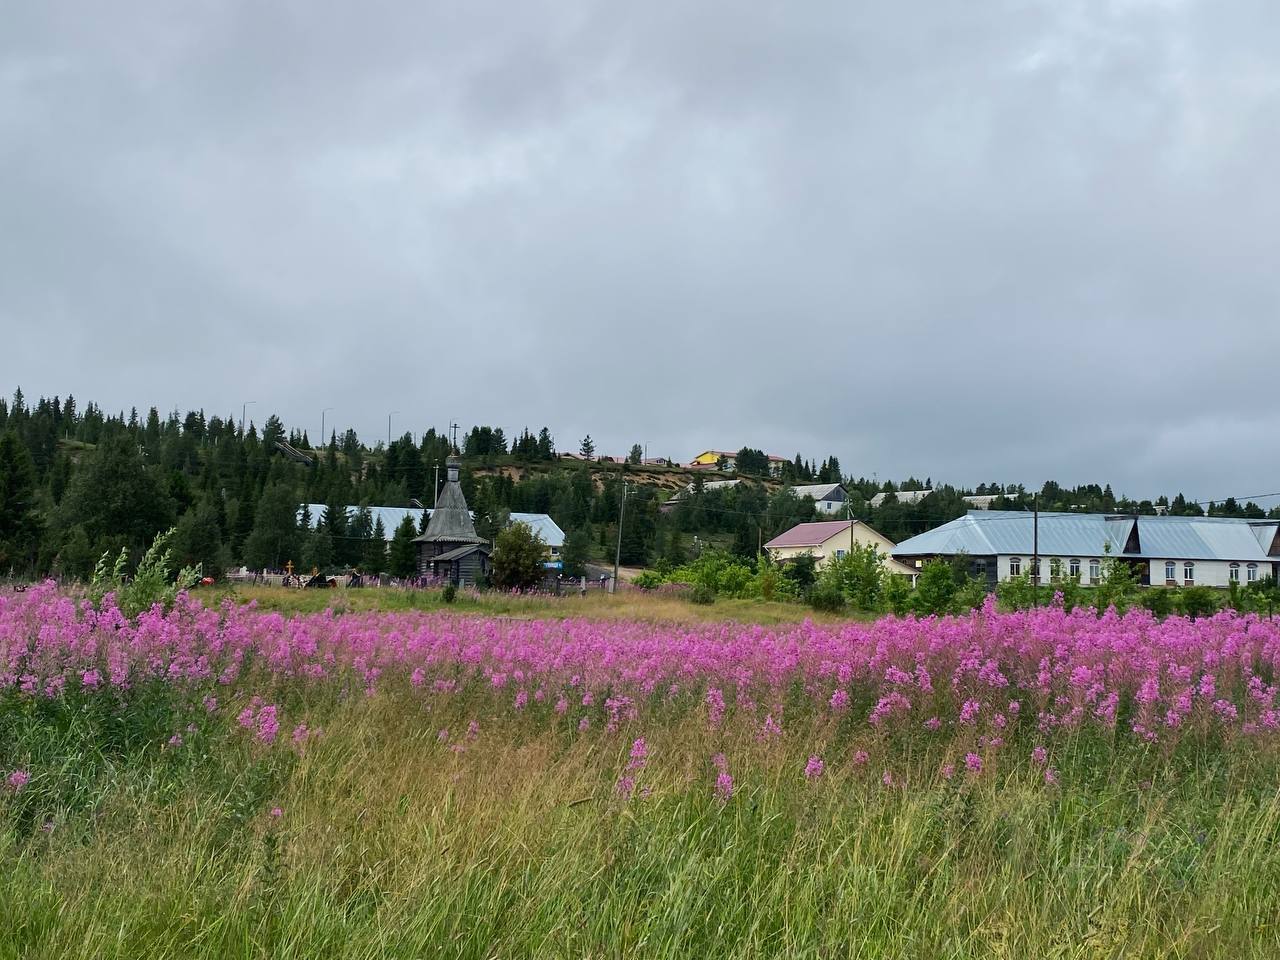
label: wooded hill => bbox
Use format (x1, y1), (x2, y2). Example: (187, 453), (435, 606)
(1, 388), (1274, 581)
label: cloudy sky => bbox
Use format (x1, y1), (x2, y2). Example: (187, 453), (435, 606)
(2, 1), (1278, 501)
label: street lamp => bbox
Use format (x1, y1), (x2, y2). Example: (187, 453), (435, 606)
(321, 407), (334, 448)
(240, 400), (256, 435)
(388, 410), (400, 447)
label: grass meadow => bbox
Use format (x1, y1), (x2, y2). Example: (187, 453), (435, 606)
(3, 583), (1279, 958)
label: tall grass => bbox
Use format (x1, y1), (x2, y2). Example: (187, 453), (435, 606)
(3, 694), (1280, 959)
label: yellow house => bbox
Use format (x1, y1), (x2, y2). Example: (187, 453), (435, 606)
(764, 520), (918, 579)
(688, 450), (788, 477)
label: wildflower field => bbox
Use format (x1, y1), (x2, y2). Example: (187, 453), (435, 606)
(3, 584), (1280, 958)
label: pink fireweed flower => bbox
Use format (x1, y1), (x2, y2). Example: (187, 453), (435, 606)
(167, 734), (184, 748)
(514, 689), (529, 710)
(467, 720), (480, 739)
(1044, 768), (1059, 786)
(292, 724), (310, 746)
(616, 775), (636, 799)
(437, 728), (450, 742)
(711, 752), (729, 774)
(853, 750), (869, 766)
(628, 738), (648, 770)
(203, 695), (219, 713)
(715, 772), (734, 801)
(236, 707), (255, 729)
(881, 770), (894, 787)
(759, 713), (783, 739)
(706, 688), (726, 728)
(940, 763), (956, 780)
(578, 717), (590, 732)
(255, 705), (280, 745)
(7, 770), (31, 792)
(959, 699), (980, 725)
(270, 807), (283, 818)
(804, 755), (825, 780)
(964, 753), (983, 774)
(829, 689), (850, 713)
(1031, 746), (1048, 766)
(923, 716), (942, 731)
(554, 696), (569, 715)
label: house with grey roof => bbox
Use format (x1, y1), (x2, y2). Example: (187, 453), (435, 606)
(869, 489), (932, 508)
(788, 483), (848, 515)
(892, 510), (1280, 589)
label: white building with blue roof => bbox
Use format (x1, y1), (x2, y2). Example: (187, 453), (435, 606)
(892, 510), (1280, 589)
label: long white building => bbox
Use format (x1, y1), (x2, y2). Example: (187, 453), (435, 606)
(892, 510), (1279, 589)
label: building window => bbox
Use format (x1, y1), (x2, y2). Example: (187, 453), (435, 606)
(835, 549), (846, 560)
(1230, 563), (1240, 582)
(1184, 562), (1195, 586)
(1049, 558), (1062, 582)
(1248, 563), (1259, 583)
(1069, 559), (1081, 580)
(1165, 561), (1177, 585)
(975, 559), (988, 578)
(1089, 559), (1100, 582)
(1009, 557), (1022, 577)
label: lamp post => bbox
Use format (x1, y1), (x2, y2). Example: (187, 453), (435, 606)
(321, 407), (334, 448)
(240, 400), (256, 436)
(388, 411), (400, 447)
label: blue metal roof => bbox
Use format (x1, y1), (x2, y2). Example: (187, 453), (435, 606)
(299, 505), (565, 548)
(892, 511), (1277, 562)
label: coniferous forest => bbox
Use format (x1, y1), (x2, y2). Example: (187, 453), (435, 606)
(1, 388), (1275, 581)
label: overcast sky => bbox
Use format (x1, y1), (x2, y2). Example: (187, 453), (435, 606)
(2, 1), (1278, 502)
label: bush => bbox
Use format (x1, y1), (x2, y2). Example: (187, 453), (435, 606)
(1139, 588), (1174, 618)
(490, 522), (547, 591)
(632, 570), (663, 591)
(808, 580), (846, 613)
(89, 528), (201, 618)
(1173, 586), (1220, 620)
(441, 583), (457, 604)
(689, 583), (715, 605)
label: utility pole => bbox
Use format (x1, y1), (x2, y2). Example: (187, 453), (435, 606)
(388, 410), (400, 447)
(612, 482), (629, 592)
(1032, 493), (1040, 606)
(321, 407), (334, 449)
(433, 462), (440, 507)
(240, 400), (256, 436)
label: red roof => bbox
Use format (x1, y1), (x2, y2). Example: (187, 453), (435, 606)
(764, 520), (854, 549)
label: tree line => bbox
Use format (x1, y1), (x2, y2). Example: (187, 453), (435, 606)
(1, 388), (1275, 582)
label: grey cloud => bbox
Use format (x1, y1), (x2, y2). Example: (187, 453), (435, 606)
(2, 0), (1278, 501)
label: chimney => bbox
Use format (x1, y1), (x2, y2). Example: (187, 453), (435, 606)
(447, 456), (460, 484)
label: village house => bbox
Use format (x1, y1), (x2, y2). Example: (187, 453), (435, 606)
(764, 520), (919, 580)
(891, 510), (1280, 589)
(688, 450), (788, 478)
(789, 482), (848, 515)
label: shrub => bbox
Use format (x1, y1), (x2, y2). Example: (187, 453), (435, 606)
(1174, 586), (1220, 620)
(441, 583), (457, 604)
(490, 522), (547, 591)
(689, 583), (715, 605)
(808, 580), (846, 613)
(89, 528), (201, 618)
(632, 570), (664, 591)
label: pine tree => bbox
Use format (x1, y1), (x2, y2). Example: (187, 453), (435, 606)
(363, 517), (387, 573)
(0, 431), (42, 574)
(388, 515), (418, 577)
